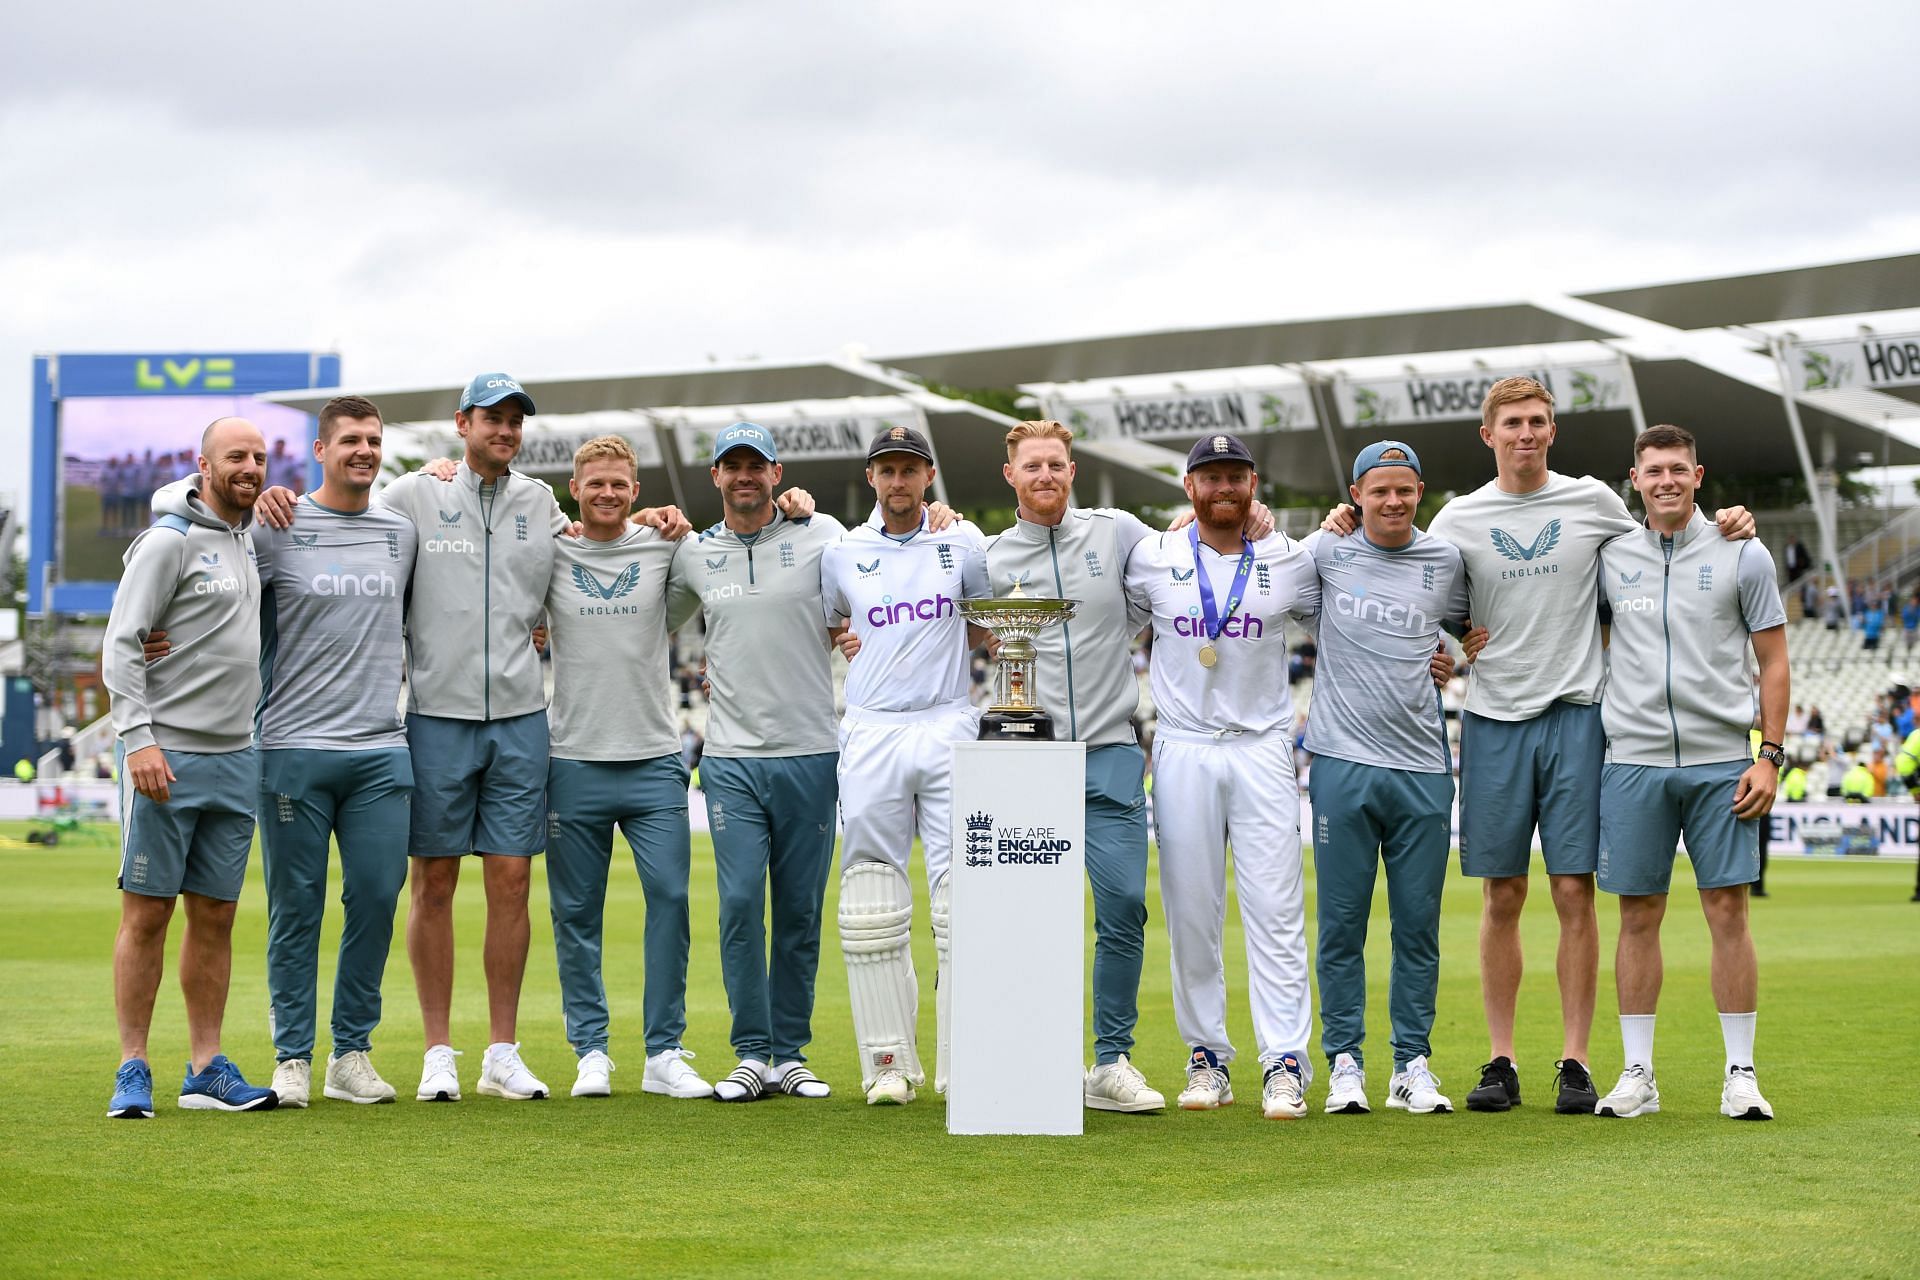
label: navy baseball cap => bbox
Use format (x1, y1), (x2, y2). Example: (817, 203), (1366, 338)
(711, 422), (778, 465)
(1351, 439), (1422, 484)
(458, 372), (537, 415)
(1185, 433), (1256, 473)
(867, 423), (935, 464)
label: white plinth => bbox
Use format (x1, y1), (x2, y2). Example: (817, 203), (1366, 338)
(947, 740), (1086, 1136)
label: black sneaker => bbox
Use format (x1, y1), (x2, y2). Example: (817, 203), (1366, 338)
(1466, 1057), (1520, 1112)
(1554, 1059), (1599, 1114)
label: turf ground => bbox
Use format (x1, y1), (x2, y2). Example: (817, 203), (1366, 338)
(1, 823), (1915, 1277)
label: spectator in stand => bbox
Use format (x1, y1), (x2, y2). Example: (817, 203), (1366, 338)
(1784, 704), (1809, 739)
(1869, 746), (1890, 797)
(1841, 756), (1874, 802)
(1849, 580), (1867, 618)
(1799, 578), (1819, 620)
(1806, 706), (1826, 739)
(1895, 695), (1916, 741)
(1821, 588), (1843, 631)
(1862, 601), (1886, 651)
(1808, 746), (1835, 798)
(1870, 711), (1897, 752)
(1902, 591), (1920, 647)
(1783, 536), (1812, 583)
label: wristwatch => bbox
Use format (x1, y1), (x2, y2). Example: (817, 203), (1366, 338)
(1757, 741), (1787, 769)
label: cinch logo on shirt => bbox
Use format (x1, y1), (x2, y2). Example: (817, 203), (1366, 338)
(866, 593), (956, 627)
(422, 537), (478, 554)
(193, 571), (242, 595)
(1331, 583), (1433, 632)
(311, 569), (399, 597)
(1173, 611), (1263, 640)
(1611, 591), (1658, 614)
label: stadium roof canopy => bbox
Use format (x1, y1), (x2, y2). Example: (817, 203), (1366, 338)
(269, 253), (1920, 521)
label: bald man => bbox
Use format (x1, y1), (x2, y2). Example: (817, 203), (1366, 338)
(103, 417), (277, 1117)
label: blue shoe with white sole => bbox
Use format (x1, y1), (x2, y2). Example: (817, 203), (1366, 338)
(179, 1055), (278, 1112)
(109, 1058), (154, 1119)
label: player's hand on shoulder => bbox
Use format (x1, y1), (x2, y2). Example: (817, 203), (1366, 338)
(925, 501), (958, 532)
(633, 506), (693, 540)
(126, 745), (175, 804)
(423, 456), (459, 482)
(141, 629), (170, 663)
(1166, 509), (1194, 531)
(776, 488), (817, 520)
(1321, 503), (1357, 535)
(256, 486), (299, 529)
(1713, 505), (1756, 541)
(1244, 500), (1275, 539)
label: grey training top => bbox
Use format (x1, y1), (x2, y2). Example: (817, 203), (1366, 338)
(1598, 508), (1786, 767)
(1302, 528), (1470, 774)
(547, 526), (680, 762)
(665, 511), (845, 759)
(255, 497), (416, 751)
(985, 508), (1155, 747)
(103, 476), (261, 755)
(376, 462), (567, 721)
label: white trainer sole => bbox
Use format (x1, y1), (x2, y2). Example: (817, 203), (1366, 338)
(1597, 1097), (1660, 1118)
(323, 1085), (395, 1104)
(572, 1080), (612, 1098)
(178, 1093), (276, 1112)
(476, 1079), (547, 1100)
(642, 1080), (713, 1099)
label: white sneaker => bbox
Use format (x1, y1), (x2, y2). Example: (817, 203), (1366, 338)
(1177, 1048), (1233, 1110)
(1324, 1052), (1369, 1114)
(1387, 1055), (1453, 1114)
(1720, 1066), (1773, 1120)
(324, 1051), (396, 1104)
(1084, 1054), (1166, 1112)
(271, 1058), (311, 1109)
(572, 1050), (614, 1098)
(642, 1048), (713, 1099)
(417, 1045), (462, 1102)
(866, 1067), (915, 1106)
(476, 1042), (548, 1100)
(1261, 1056), (1308, 1120)
(1596, 1064), (1660, 1118)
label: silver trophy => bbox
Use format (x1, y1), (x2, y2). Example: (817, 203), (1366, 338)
(959, 577), (1078, 741)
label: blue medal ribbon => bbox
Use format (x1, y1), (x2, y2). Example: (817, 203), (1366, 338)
(1188, 523), (1255, 641)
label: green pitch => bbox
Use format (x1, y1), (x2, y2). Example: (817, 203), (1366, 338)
(1, 826), (1915, 1277)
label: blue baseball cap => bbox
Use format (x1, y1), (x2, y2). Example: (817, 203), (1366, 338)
(1185, 433), (1256, 473)
(711, 422), (778, 465)
(458, 372), (537, 415)
(1351, 439), (1422, 484)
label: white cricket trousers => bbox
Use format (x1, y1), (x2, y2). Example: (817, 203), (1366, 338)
(837, 700), (980, 885)
(1152, 728), (1310, 1066)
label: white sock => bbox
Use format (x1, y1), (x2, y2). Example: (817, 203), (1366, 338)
(1619, 1014), (1657, 1075)
(1720, 1012), (1757, 1072)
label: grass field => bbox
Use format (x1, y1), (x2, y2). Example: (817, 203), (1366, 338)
(1, 823), (1915, 1277)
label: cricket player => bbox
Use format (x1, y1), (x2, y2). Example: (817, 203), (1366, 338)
(1123, 433), (1320, 1120)
(543, 435), (709, 1100)
(104, 417), (277, 1117)
(253, 396), (417, 1107)
(1306, 441), (1469, 1117)
(985, 419), (1166, 1111)
(666, 423), (846, 1102)
(1398, 376), (1751, 1114)
(1592, 425), (1786, 1121)
(820, 424), (990, 1106)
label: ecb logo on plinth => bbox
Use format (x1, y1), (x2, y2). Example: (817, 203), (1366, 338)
(964, 812), (994, 867)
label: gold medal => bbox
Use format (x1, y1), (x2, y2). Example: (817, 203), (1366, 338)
(1198, 642), (1218, 668)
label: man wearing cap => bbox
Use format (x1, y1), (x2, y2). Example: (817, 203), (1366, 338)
(666, 422), (847, 1102)
(820, 423), (991, 1106)
(1123, 433), (1321, 1120)
(1307, 441), (1469, 1117)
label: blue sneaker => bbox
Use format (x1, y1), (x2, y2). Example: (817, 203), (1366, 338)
(179, 1055), (278, 1112)
(109, 1058), (154, 1119)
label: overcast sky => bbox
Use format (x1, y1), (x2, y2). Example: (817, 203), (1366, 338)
(5, 0), (1917, 517)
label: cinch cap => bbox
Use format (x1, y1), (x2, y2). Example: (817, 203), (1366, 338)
(711, 422), (778, 465)
(458, 372), (537, 415)
(867, 423), (935, 464)
(1185, 433), (1256, 473)
(1351, 439), (1422, 484)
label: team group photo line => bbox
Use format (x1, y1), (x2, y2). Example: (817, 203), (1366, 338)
(103, 369), (1786, 1126)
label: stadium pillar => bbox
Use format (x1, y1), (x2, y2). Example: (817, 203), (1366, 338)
(1772, 337), (1851, 624)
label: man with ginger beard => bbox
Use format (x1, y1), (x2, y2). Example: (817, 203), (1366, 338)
(1122, 433), (1320, 1121)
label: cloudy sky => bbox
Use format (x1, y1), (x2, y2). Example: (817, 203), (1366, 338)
(5, 0), (1916, 514)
